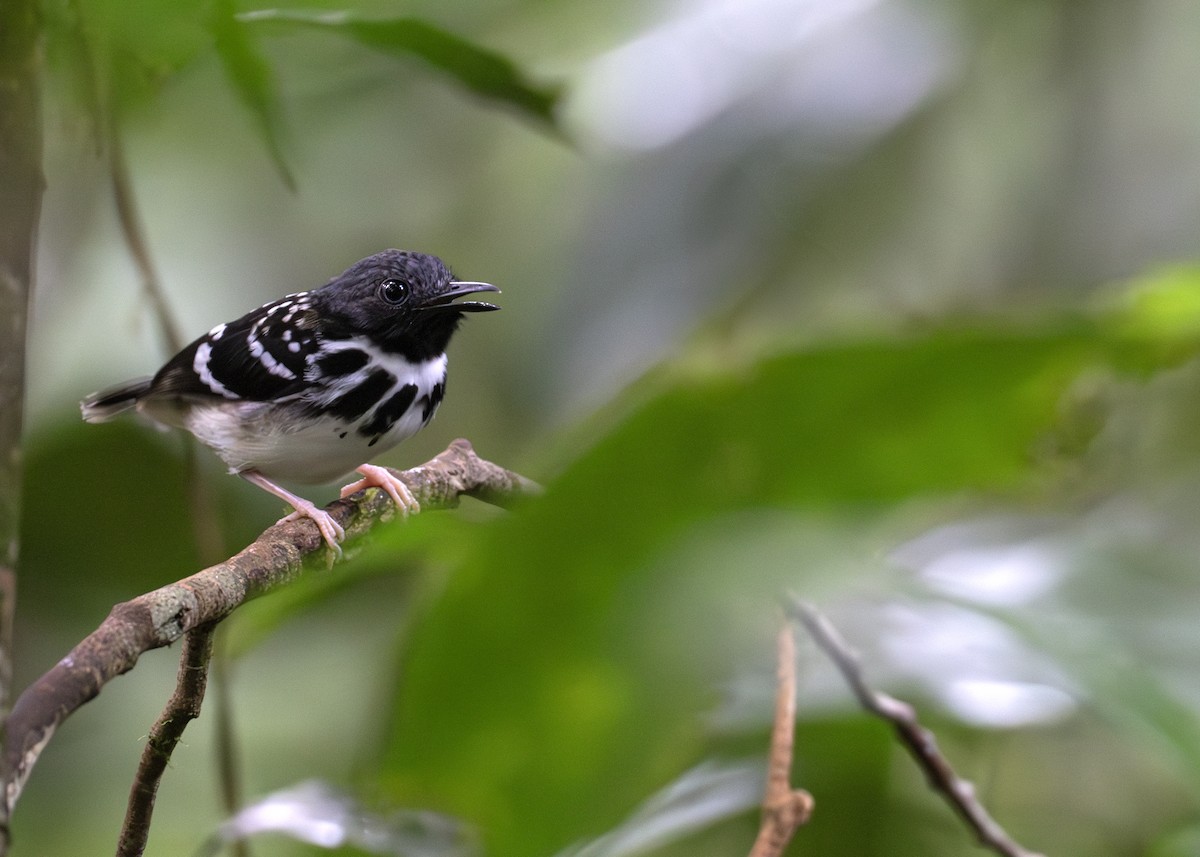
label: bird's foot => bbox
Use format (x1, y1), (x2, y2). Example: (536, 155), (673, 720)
(240, 469), (345, 558)
(339, 463), (420, 516)
(280, 501), (346, 558)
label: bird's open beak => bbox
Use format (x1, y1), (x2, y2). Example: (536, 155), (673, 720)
(419, 282), (501, 313)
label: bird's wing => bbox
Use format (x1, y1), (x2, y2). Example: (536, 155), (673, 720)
(148, 294), (322, 403)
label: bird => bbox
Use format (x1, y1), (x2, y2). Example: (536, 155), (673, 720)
(81, 249), (500, 555)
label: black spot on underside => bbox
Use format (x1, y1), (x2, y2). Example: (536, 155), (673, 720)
(324, 368), (394, 421)
(421, 381), (445, 423)
(358, 383), (418, 440)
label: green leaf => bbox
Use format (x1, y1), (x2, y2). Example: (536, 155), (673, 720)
(210, 0), (295, 189)
(372, 324), (1111, 857)
(22, 422), (201, 609)
(1106, 265), (1200, 373)
(1115, 265), (1200, 341)
(44, 0), (211, 119)
(239, 10), (561, 127)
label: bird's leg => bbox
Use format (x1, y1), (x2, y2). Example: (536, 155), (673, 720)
(339, 463), (420, 516)
(240, 469), (345, 557)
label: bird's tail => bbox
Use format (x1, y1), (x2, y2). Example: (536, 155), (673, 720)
(81, 377), (153, 423)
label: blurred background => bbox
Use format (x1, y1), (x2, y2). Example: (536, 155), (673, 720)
(12, 0), (1200, 854)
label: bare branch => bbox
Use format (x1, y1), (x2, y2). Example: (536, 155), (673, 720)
(0, 439), (538, 839)
(117, 624), (216, 857)
(748, 624), (813, 857)
(788, 598), (1045, 857)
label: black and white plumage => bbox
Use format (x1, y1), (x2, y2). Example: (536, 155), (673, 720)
(82, 249), (499, 554)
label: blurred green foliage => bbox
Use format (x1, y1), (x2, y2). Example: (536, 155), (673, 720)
(14, 0), (1200, 856)
(367, 310), (1198, 857)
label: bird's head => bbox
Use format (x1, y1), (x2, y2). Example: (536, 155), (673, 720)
(316, 249), (500, 358)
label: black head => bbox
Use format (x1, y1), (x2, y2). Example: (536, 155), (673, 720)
(313, 250), (499, 359)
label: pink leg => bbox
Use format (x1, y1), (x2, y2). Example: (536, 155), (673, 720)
(240, 470), (345, 556)
(339, 463), (420, 516)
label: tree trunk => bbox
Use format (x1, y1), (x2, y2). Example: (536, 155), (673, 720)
(0, 0), (44, 721)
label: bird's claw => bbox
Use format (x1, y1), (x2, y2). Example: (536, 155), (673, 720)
(339, 463), (420, 516)
(281, 504), (345, 559)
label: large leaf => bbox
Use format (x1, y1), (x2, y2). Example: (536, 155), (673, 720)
(371, 324), (1116, 857)
(240, 10), (561, 127)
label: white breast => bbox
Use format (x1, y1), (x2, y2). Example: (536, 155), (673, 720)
(182, 349), (448, 485)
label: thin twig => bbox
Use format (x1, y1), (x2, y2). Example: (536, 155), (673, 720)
(787, 598), (1045, 857)
(0, 440), (539, 836)
(109, 111), (245, 849)
(182, 446), (250, 856)
(117, 624), (217, 857)
(109, 91), (255, 849)
(748, 624), (814, 857)
(105, 110), (183, 354)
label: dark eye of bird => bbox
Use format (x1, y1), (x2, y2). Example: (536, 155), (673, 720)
(379, 278), (409, 305)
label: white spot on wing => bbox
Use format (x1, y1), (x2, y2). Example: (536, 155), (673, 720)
(248, 323), (297, 380)
(194, 342), (239, 399)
